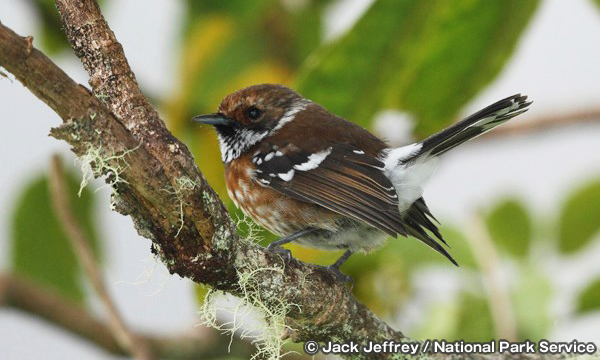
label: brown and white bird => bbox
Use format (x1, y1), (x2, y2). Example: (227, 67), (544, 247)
(194, 84), (531, 281)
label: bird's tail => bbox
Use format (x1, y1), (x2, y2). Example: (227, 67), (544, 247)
(407, 94), (532, 162)
(382, 94), (531, 266)
(382, 94), (531, 212)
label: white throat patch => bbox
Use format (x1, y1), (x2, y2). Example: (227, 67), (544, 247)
(217, 99), (310, 163)
(218, 128), (269, 163)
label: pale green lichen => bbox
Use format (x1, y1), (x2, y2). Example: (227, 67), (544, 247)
(95, 93), (109, 103)
(126, 255), (171, 297)
(163, 176), (197, 237)
(77, 142), (140, 196)
(212, 214), (263, 252)
(235, 215), (263, 244)
(201, 189), (214, 206)
(199, 257), (299, 360)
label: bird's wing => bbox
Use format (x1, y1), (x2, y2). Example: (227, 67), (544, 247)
(253, 143), (404, 236)
(252, 142), (457, 264)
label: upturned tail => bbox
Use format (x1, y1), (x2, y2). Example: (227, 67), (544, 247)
(407, 94), (532, 161)
(384, 94), (531, 266)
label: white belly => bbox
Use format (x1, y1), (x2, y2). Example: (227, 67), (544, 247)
(294, 220), (389, 253)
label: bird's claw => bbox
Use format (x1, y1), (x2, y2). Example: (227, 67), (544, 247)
(267, 243), (292, 262)
(326, 265), (354, 288)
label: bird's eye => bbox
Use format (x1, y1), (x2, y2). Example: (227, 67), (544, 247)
(246, 106), (262, 120)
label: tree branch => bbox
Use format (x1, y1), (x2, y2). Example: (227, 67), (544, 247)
(480, 109), (600, 140)
(48, 154), (155, 360)
(0, 272), (256, 360)
(467, 213), (517, 341)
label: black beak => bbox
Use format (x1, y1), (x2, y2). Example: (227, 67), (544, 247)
(192, 113), (236, 127)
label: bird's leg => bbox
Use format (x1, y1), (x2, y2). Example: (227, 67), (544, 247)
(267, 228), (316, 261)
(327, 250), (354, 284)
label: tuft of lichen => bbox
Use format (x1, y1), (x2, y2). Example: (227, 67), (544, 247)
(199, 255), (299, 360)
(235, 215), (263, 244)
(77, 142), (140, 196)
(163, 176), (197, 237)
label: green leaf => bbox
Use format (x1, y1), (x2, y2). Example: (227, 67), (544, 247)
(184, 0), (329, 66)
(558, 180), (600, 254)
(272, 0), (333, 68)
(438, 226), (478, 269)
(178, 0), (288, 117)
(342, 248), (412, 316)
(413, 301), (460, 340)
(176, 0), (327, 122)
(11, 171), (101, 303)
(27, 0), (69, 54)
(296, 0), (539, 135)
(184, 0), (272, 23)
(340, 225), (477, 315)
(576, 278), (600, 314)
(512, 266), (552, 340)
(452, 292), (495, 341)
(485, 198), (533, 258)
(416, 292), (494, 341)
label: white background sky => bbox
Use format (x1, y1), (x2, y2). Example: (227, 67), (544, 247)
(1, 0), (600, 359)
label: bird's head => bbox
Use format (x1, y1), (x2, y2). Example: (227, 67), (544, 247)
(193, 84), (310, 163)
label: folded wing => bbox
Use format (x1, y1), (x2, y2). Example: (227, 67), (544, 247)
(252, 143), (457, 264)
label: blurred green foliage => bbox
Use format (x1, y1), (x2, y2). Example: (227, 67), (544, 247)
(485, 198), (532, 258)
(414, 292), (494, 342)
(452, 292), (495, 342)
(576, 278), (600, 314)
(297, 0), (540, 136)
(28, 0), (70, 53)
(558, 180), (600, 254)
(512, 266), (552, 340)
(11, 170), (100, 303)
